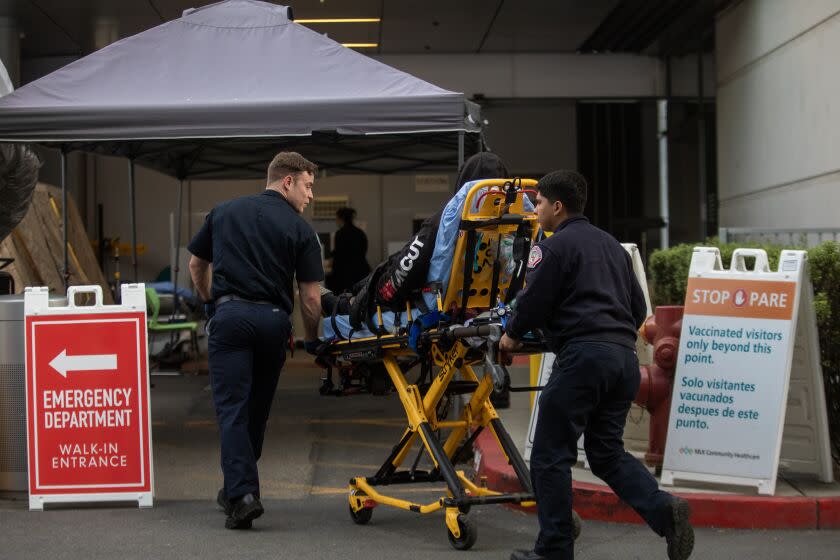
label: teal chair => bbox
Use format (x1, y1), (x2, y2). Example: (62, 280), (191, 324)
(145, 287), (199, 370)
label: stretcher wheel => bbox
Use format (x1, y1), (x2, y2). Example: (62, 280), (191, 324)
(446, 514), (477, 551)
(349, 504), (373, 525)
(573, 510), (582, 540)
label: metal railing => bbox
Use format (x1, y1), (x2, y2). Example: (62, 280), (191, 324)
(718, 227), (840, 248)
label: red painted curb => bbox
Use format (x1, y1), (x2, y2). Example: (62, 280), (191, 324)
(818, 497), (840, 529)
(474, 430), (839, 530)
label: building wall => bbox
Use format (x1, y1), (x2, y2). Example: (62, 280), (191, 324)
(373, 53), (713, 100)
(716, 0), (840, 228)
(28, 50), (716, 287)
(63, 158), (461, 283)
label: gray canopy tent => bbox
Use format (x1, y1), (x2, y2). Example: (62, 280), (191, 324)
(0, 0), (481, 295)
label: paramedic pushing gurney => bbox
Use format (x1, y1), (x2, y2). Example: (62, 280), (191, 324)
(188, 152), (324, 530)
(500, 170), (694, 560)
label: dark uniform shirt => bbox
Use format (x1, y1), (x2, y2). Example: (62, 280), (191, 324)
(506, 216), (646, 352)
(187, 190), (324, 315)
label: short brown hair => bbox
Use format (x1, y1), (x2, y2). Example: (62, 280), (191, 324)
(267, 151), (317, 184)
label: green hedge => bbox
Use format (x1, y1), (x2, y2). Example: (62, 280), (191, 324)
(648, 240), (840, 462)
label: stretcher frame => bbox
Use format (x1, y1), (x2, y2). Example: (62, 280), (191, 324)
(319, 179), (558, 550)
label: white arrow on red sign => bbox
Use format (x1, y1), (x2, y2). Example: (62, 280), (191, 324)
(48, 349), (118, 378)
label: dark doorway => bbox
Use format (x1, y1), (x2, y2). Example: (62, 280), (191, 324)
(577, 102), (655, 249)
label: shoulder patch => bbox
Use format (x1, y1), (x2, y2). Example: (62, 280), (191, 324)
(527, 245), (543, 269)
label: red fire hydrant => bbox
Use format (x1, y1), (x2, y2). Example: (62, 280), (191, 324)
(635, 305), (684, 469)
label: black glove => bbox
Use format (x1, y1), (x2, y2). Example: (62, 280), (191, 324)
(304, 339), (320, 356)
(204, 301), (216, 319)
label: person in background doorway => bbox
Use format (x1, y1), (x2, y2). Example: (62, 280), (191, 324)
(188, 151), (323, 530)
(328, 207), (370, 294)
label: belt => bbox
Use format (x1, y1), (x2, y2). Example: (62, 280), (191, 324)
(216, 294), (275, 306)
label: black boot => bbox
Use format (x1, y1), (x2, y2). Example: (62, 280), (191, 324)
(216, 488), (232, 516)
(664, 497), (694, 560)
(225, 493), (264, 530)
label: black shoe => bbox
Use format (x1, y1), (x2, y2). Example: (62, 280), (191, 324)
(664, 497), (694, 560)
(225, 493), (264, 530)
(510, 550), (546, 560)
(217, 488), (233, 516)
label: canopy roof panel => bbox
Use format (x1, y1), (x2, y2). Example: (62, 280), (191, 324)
(0, 0), (478, 144)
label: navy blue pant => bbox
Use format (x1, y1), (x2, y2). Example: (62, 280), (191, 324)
(530, 341), (673, 560)
(208, 300), (290, 500)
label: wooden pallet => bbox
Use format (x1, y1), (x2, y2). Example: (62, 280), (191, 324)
(0, 183), (113, 303)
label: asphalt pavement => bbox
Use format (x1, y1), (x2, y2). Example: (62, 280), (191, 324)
(2, 357), (839, 559)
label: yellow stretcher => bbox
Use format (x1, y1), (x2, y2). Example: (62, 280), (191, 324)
(317, 179), (580, 550)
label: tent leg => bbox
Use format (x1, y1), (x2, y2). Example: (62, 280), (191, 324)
(128, 157), (138, 283)
(171, 178), (184, 320)
(457, 131), (465, 171)
(60, 147), (69, 289)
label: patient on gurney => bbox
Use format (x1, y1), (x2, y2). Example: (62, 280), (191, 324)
(320, 152), (510, 331)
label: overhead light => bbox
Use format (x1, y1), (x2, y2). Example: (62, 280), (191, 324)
(297, 18), (381, 24)
(342, 43), (378, 48)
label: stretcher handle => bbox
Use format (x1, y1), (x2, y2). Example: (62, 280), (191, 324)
(475, 189), (537, 209)
(449, 324), (501, 339)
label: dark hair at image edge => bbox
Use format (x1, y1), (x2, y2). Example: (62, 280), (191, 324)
(536, 170), (588, 214)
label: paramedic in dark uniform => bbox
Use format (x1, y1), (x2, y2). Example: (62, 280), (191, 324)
(500, 170), (694, 560)
(188, 152), (323, 530)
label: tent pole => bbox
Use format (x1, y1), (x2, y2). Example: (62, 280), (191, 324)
(171, 178), (184, 320)
(128, 157), (138, 283)
(60, 147), (69, 289)
(457, 131), (465, 170)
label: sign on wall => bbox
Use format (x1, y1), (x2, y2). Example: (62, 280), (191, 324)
(25, 284), (153, 510)
(662, 248), (833, 495)
(414, 175), (449, 193)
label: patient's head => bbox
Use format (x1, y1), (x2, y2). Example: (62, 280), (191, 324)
(456, 152), (509, 188)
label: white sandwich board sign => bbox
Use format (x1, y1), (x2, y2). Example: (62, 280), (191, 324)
(662, 248), (833, 495)
(24, 284), (154, 510)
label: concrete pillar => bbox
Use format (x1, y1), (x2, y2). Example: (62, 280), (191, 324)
(717, 1), (840, 229)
